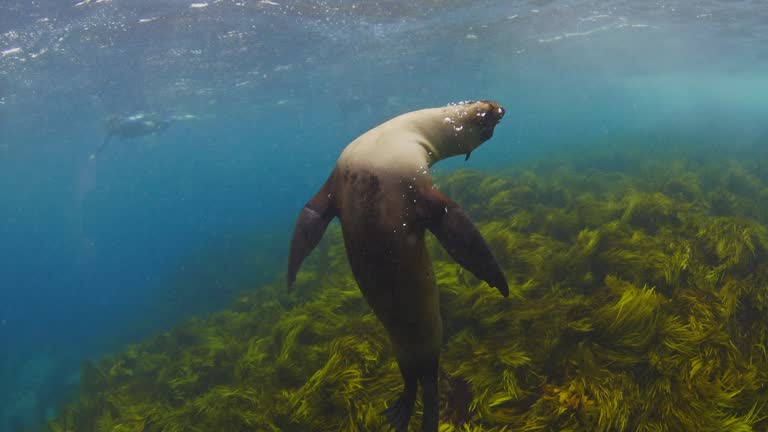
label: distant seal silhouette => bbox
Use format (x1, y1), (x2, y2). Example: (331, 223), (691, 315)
(89, 113), (171, 160)
(287, 100), (509, 432)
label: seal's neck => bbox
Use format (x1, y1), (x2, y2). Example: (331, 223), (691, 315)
(406, 106), (482, 167)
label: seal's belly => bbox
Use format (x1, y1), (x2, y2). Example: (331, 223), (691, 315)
(336, 168), (442, 361)
(343, 226), (443, 361)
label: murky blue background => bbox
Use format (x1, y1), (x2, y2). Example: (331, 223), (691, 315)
(1, 1), (767, 430)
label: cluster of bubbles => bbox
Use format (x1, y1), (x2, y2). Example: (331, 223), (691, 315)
(443, 100), (486, 133)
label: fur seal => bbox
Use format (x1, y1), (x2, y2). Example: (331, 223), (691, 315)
(287, 100), (509, 432)
(89, 113), (171, 160)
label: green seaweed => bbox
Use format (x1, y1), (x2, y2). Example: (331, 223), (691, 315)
(50, 145), (768, 432)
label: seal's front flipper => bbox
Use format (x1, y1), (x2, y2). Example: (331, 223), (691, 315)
(287, 175), (336, 289)
(424, 188), (509, 297)
(382, 361), (417, 432)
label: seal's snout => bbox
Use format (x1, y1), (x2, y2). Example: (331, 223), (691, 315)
(474, 101), (504, 128)
(487, 102), (505, 124)
(473, 100), (504, 125)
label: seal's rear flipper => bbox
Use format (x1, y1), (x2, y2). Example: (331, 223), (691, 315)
(90, 132), (114, 160)
(418, 360), (439, 432)
(382, 361), (418, 432)
(424, 188), (509, 297)
(287, 175), (336, 289)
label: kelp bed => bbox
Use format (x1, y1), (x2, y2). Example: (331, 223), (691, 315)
(50, 148), (768, 432)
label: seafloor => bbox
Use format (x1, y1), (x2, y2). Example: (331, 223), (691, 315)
(50, 140), (768, 432)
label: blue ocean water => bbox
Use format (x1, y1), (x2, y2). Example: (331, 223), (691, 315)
(1, 1), (767, 430)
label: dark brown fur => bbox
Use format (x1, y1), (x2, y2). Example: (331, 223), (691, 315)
(332, 166), (441, 367)
(287, 101), (508, 432)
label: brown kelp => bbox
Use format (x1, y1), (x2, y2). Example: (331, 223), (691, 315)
(50, 146), (768, 432)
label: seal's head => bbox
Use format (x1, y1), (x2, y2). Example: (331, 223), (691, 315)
(439, 100), (505, 160)
(467, 100), (505, 141)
